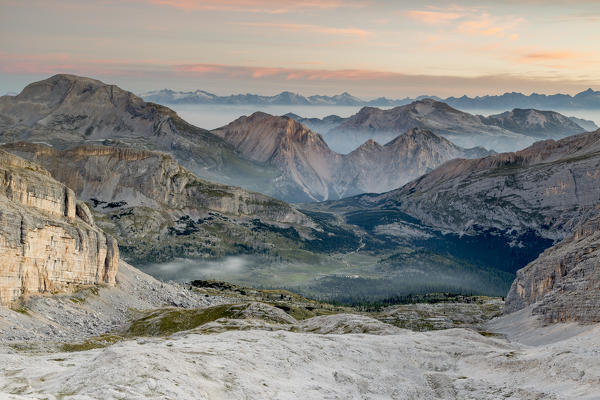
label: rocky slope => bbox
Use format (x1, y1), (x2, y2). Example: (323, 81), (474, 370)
(2, 308), (600, 399)
(373, 130), (600, 241)
(1, 142), (317, 264)
(213, 112), (491, 200)
(504, 214), (600, 322)
(0, 74), (296, 199)
(0, 149), (118, 305)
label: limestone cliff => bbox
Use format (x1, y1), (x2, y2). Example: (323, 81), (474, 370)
(0, 150), (118, 305)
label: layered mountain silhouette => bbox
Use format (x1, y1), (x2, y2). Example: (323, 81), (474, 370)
(296, 99), (594, 153)
(212, 112), (491, 200)
(142, 89), (364, 106)
(0, 75), (490, 202)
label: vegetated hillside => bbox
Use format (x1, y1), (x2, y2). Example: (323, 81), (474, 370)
(308, 129), (600, 294)
(1, 142), (349, 265)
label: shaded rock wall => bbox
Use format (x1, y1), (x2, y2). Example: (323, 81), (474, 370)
(505, 213), (600, 322)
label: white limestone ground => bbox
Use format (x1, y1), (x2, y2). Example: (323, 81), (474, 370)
(1, 315), (599, 399)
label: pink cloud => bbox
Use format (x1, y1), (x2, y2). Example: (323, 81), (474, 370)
(142, 0), (356, 13)
(405, 10), (462, 25)
(240, 22), (372, 38)
(405, 7), (523, 39)
(3, 53), (599, 97)
(521, 51), (578, 61)
(173, 63), (406, 82)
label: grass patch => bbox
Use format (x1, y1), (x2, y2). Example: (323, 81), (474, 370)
(61, 335), (122, 352)
(125, 304), (241, 337)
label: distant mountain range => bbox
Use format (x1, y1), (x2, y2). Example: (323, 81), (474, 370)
(2, 75), (595, 202)
(291, 100), (597, 153)
(141, 88), (600, 110)
(0, 74), (488, 202)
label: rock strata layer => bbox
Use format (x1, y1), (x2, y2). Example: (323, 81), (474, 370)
(0, 150), (118, 305)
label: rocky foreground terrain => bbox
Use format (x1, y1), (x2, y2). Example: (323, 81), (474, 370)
(1, 269), (599, 399)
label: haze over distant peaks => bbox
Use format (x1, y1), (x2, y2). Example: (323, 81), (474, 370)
(298, 99), (594, 153)
(140, 88), (600, 109)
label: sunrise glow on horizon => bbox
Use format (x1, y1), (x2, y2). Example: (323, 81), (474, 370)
(1, 0), (600, 97)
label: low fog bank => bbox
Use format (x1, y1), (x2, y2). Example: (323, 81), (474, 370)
(141, 256), (257, 283)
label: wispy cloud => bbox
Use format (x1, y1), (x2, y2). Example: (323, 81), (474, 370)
(405, 6), (523, 39)
(520, 51), (578, 61)
(240, 22), (372, 38)
(404, 10), (462, 25)
(173, 63), (396, 81)
(143, 0), (358, 13)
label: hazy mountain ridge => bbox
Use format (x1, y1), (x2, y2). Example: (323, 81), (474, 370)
(141, 89), (365, 106)
(0, 75), (492, 203)
(140, 88), (600, 109)
(480, 108), (590, 138)
(213, 112), (492, 201)
(303, 99), (592, 153)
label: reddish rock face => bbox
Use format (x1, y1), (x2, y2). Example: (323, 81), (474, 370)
(0, 149), (119, 306)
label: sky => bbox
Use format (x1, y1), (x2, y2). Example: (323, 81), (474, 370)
(1, 0), (600, 98)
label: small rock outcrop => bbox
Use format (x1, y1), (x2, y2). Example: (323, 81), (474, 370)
(0, 150), (119, 305)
